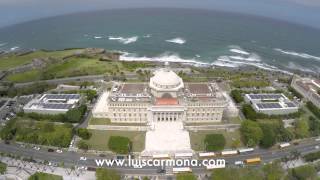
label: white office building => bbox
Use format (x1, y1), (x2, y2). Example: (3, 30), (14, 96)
(23, 94), (80, 114)
(244, 93), (299, 115)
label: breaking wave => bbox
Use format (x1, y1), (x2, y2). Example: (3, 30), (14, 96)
(119, 50), (292, 75)
(108, 36), (138, 44)
(120, 52), (207, 66)
(274, 48), (320, 61)
(165, 38), (186, 44)
(10, 46), (19, 51)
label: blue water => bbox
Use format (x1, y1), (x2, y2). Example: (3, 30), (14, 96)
(0, 8), (319, 73)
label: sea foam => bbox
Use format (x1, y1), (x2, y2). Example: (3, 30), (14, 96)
(274, 48), (320, 61)
(229, 49), (250, 55)
(165, 38), (186, 44)
(10, 46), (19, 51)
(109, 36), (138, 44)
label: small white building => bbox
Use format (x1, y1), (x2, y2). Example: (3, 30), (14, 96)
(244, 93), (299, 115)
(23, 94), (80, 114)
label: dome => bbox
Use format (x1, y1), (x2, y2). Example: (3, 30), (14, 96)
(149, 68), (184, 91)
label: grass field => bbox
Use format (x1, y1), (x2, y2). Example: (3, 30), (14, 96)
(189, 129), (243, 151)
(89, 118), (111, 125)
(0, 49), (80, 71)
(28, 172), (63, 180)
(84, 130), (145, 152)
(6, 69), (41, 82)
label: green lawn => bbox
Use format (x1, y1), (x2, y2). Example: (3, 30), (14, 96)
(88, 117), (147, 126)
(89, 118), (111, 125)
(0, 49), (80, 70)
(189, 129), (243, 151)
(6, 69), (41, 83)
(28, 172), (63, 180)
(84, 130), (145, 152)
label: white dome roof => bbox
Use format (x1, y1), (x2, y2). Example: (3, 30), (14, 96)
(149, 68), (184, 91)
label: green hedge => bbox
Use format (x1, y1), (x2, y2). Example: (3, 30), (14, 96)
(303, 151), (320, 162)
(230, 90), (244, 103)
(23, 104), (87, 123)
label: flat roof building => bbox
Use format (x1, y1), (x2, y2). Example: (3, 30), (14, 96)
(291, 76), (320, 108)
(23, 94), (80, 114)
(245, 93), (299, 115)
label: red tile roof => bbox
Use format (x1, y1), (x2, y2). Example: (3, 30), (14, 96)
(155, 98), (178, 105)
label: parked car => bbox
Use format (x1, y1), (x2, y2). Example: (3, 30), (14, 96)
(80, 156), (87, 161)
(48, 149), (54, 152)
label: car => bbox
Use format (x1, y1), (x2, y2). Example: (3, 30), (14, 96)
(315, 145), (319, 149)
(78, 166), (88, 170)
(315, 138), (320, 141)
(133, 164), (143, 169)
(99, 154), (106, 157)
(4, 140), (10, 145)
(234, 161), (244, 166)
(157, 168), (166, 174)
(33, 146), (40, 151)
(80, 156), (87, 161)
(48, 162), (58, 167)
(56, 149), (63, 153)
(47, 149), (54, 152)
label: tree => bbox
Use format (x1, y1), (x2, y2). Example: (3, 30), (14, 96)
(230, 90), (244, 103)
(260, 125), (276, 148)
(308, 116), (320, 136)
(242, 104), (257, 120)
(262, 162), (285, 180)
(85, 90), (97, 102)
(0, 162), (7, 174)
(204, 134), (226, 151)
(65, 108), (82, 123)
(294, 119), (309, 138)
(108, 136), (132, 154)
(77, 128), (92, 140)
(240, 120), (263, 147)
(288, 165), (317, 180)
(96, 168), (120, 180)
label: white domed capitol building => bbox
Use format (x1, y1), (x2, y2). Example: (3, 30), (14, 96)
(93, 64), (237, 154)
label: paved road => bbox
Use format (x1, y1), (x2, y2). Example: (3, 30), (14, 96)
(13, 73), (138, 87)
(1, 138), (320, 175)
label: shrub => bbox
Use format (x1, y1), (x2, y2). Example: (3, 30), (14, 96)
(240, 120), (263, 147)
(306, 101), (320, 119)
(108, 136), (132, 154)
(230, 90), (244, 103)
(77, 140), (89, 150)
(259, 125), (276, 148)
(303, 151), (320, 162)
(0, 162), (7, 174)
(204, 134), (226, 151)
(308, 116), (320, 136)
(77, 128), (92, 140)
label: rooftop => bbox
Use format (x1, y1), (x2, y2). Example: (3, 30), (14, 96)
(155, 98), (179, 105)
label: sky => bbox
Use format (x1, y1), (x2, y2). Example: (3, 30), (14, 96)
(1, 0), (320, 29)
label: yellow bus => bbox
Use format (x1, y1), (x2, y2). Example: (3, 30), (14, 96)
(245, 157), (261, 164)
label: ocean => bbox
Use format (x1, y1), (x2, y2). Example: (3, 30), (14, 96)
(0, 8), (319, 74)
